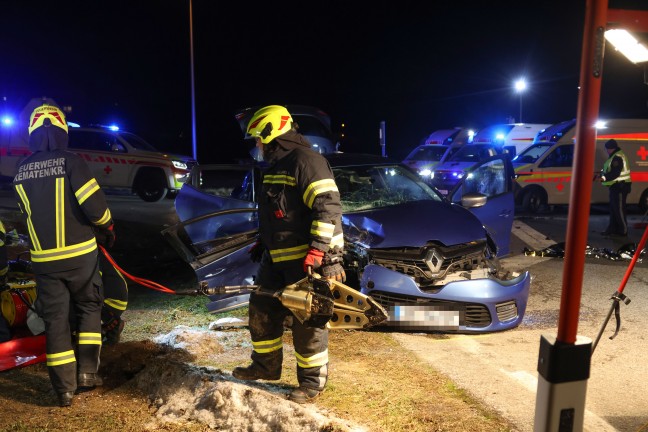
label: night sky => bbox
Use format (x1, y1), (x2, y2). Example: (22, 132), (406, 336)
(2, 1), (648, 163)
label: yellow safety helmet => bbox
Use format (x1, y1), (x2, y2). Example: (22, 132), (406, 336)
(28, 104), (68, 135)
(246, 105), (293, 144)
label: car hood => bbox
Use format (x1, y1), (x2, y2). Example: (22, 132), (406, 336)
(435, 161), (474, 172)
(140, 150), (195, 162)
(343, 200), (486, 248)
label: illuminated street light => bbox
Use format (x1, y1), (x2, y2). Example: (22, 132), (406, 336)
(189, 0), (198, 161)
(514, 78), (527, 123)
(605, 29), (648, 63)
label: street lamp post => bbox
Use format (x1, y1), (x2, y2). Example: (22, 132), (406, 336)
(189, 0), (198, 161)
(514, 78), (527, 123)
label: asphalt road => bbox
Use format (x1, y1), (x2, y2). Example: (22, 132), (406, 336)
(1, 190), (646, 431)
(410, 205), (648, 432)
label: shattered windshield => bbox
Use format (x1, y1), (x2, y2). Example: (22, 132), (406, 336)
(333, 165), (442, 212)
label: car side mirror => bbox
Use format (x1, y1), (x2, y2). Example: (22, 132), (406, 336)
(461, 193), (488, 208)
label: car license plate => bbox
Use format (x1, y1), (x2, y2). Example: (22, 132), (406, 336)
(438, 189), (448, 195)
(389, 304), (460, 330)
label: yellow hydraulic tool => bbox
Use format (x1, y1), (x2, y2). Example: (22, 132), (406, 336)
(187, 273), (388, 330)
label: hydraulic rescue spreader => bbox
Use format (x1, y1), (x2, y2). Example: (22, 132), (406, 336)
(98, 245), (389, 330)
(178, 273), (389, 330)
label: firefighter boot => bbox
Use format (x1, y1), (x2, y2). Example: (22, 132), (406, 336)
(77, 373), (103, 391)
(57, 391), (74, 407)
(289, 386), (321, 404)
(232, 364), (281, 381)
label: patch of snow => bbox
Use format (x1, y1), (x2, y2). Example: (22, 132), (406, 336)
(140, 327), (367, 431)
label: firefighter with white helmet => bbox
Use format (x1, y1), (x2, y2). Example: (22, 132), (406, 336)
(233, 105), (345, 403)
(13, 104), (114, 407)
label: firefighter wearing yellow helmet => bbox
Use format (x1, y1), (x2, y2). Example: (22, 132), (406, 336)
(234, 105), (345, 404)
(13, 103), (115, 407)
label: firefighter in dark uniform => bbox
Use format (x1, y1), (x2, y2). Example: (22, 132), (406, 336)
(232, 105), (345, 404)
(601, 139), (632, 237)
(13, 104), (115, 407)
(0, 220), (10, 343)
(98, 253), (127, 345)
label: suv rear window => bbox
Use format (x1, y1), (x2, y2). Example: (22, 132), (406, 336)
(69, 130), (120, 152)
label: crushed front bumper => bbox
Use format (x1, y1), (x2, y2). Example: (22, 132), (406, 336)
(359, 264), (531, 333)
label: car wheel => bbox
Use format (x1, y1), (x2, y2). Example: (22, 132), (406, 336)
(522, 187), (547, 213)
(134, 170), (168, 202)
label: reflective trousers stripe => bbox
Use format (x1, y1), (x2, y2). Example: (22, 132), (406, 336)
(77, 332), (102, 345)
(47, 350), (76, 367)
(104, 298), (128, 311)
(252, 336), (283, 354)
(295, 349), (329, 368)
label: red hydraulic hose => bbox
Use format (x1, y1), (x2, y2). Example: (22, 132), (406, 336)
(99, 245), (177, 294)
(616, 224), (648, 294)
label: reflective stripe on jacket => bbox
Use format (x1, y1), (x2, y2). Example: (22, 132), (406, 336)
(13, 150), (113, 273)
(259, 147), (343, 266)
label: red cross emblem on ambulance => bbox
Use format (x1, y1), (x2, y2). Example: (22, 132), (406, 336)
(637, 146), (648, 161)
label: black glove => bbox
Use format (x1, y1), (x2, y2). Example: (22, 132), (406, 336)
(303, 246), (346, 281)
(96, 224), (115, 249)
(321, 262), (346, 282)
(248, 240), (265, 263)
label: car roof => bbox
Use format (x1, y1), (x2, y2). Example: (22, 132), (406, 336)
(234, 105), (332, 136)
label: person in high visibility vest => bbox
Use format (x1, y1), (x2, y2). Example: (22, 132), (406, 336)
(600, 139), (632, 237)
(13, 104), (115, 407)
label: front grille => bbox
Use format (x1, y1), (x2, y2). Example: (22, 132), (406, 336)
(465, 304), (491, 327)
(369, 241), (486, 289)
(368, 291), (492, 328)
(496, 300), (518, 322)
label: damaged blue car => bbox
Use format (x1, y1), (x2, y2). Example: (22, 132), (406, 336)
(162, 153), (530, 333)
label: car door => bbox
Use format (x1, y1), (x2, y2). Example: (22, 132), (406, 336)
(174, 164), (258, 243)
(448, 155), (515, 257)
(163, 164), (261, 311)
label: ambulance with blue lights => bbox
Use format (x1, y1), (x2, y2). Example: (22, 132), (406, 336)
(428, 123), (550, 194)
(402, 127), (473, 177)
(471, 122), (551, 156)
(513, 118), (648, 213)
(0, 98), (196, 202)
